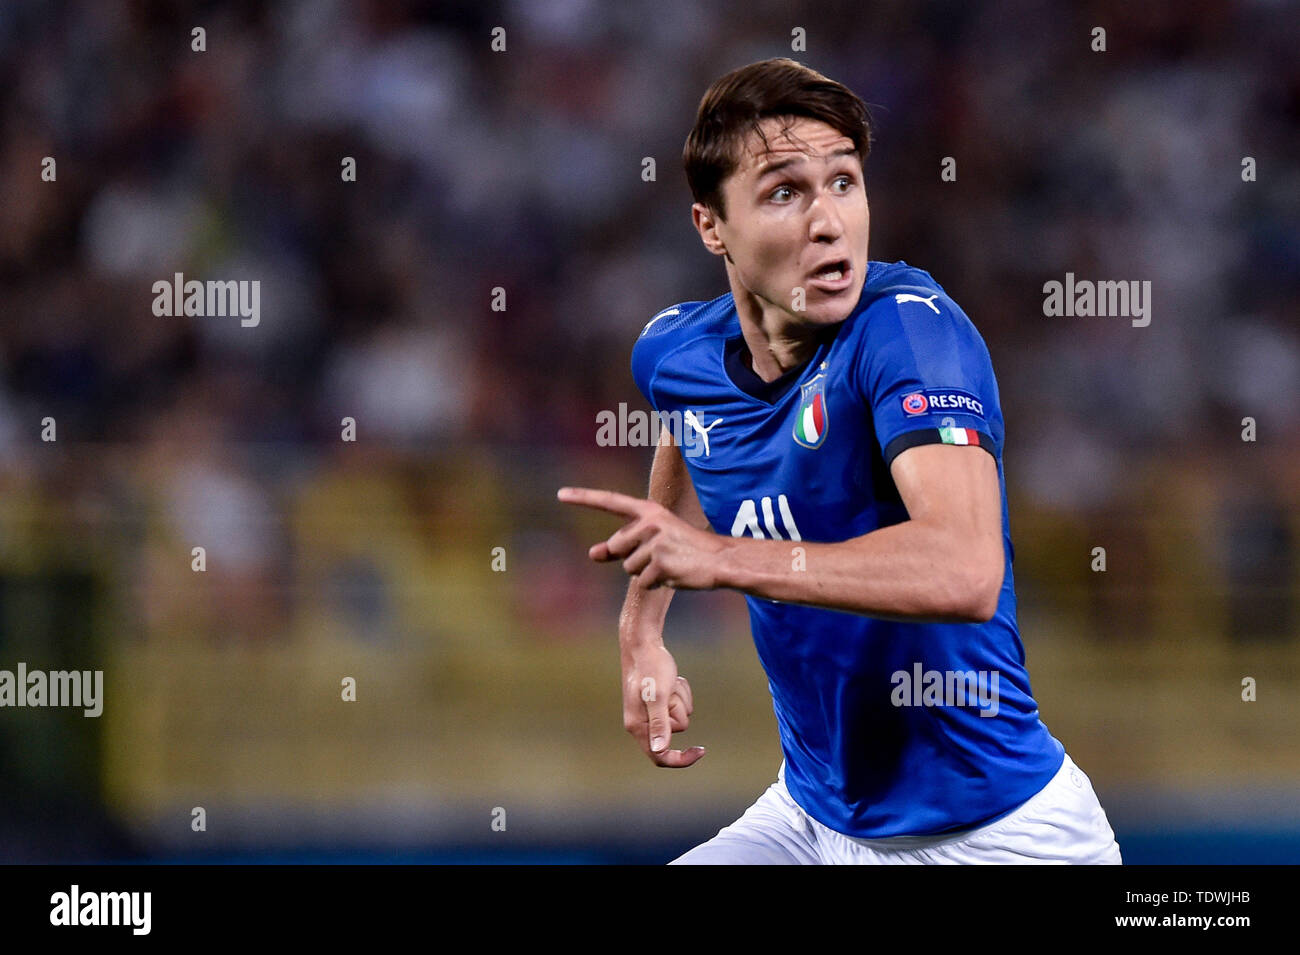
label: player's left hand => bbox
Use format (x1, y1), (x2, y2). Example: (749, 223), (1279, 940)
(558, 487), (727, 590)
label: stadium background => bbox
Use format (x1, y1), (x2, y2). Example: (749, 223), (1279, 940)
(0, 0), (1297, 863)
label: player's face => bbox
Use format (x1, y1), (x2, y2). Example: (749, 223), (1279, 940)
(702, 116), (870, 328)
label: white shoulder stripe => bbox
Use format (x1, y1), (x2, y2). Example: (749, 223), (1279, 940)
(641, 307), (679, 336)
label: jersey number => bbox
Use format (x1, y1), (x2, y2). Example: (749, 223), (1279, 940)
(730, 495), (802, 541)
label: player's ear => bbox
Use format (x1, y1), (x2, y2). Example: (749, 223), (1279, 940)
(691, 202), (729, 258)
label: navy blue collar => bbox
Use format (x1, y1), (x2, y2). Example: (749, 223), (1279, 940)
(723, 324), (840, 405)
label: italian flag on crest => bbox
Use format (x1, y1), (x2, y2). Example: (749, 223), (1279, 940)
(793, 373), (829, 449)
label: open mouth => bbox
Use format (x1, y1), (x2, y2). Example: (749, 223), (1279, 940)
(808, 259), (852, 291)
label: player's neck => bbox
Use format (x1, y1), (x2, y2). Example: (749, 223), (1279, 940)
(732, 295), (824, 383)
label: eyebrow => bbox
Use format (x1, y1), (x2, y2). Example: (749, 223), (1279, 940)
(754, 145), (859, 181)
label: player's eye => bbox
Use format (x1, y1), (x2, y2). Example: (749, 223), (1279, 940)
(832, 174), (854, 192)
(769, 185), (795, 202)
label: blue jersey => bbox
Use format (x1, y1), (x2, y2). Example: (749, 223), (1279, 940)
(631, 260), (1064, 838)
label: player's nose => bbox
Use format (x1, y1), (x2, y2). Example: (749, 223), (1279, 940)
(807, 190), (845, 242)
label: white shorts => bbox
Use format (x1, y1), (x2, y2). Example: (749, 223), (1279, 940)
(670, 752), (1122, 864)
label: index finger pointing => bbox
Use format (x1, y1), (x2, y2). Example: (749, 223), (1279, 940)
(556, 487), (649, 518)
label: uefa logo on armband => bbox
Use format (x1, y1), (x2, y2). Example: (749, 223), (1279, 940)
(902, 392), (928, 415)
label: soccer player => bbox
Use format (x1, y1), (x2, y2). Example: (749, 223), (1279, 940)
(558, 58), (1121, 864)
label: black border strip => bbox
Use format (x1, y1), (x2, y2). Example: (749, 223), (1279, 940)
(883, 428), (996, 468)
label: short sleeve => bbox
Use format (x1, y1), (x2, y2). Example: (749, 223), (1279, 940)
(853, 286), (999, 468)
(631, 306), (682, 414)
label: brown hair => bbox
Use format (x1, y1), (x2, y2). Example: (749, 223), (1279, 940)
(683, 58), (872, 222)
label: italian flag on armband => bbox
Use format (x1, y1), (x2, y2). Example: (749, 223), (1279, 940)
(939, 426), (980, 446)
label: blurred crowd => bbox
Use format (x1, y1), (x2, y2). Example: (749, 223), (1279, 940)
(0, 0), (1296, 651)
